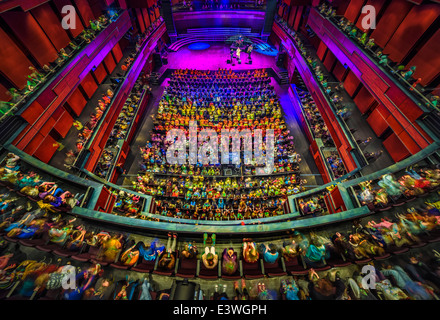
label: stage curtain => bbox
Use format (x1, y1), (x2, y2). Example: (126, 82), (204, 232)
(31, 3), (71, 51)
(1, 11), (58, 67)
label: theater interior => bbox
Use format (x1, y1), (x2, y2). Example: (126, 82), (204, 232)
(0, 0), (439, 304)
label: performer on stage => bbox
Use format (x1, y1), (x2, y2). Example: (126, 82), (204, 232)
(246, 44), (253, 60)
(236, 47), (241, 64)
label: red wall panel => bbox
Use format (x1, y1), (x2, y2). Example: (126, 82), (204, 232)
(74, 0), (96, 27)
(1, 11), (58, 67)
(383, 133), (410, 162)
(142, 8), (150, 29)
(54, 110), (74, 138)
(80, 72), (98, 99)
(39, 117), (56, 137)
(112, 43), (123, 63)
(0, 29), (32, 89)
(332, 60), (347, 82)
(93, 62), (108, 84)
(316, 40), (327, 61)
(53, 0), (85, 38)
(353, 86), (375, 114)
(23, 131), (44, 156)
(407, 28), (440, 86)
(293, 6), (304, 31)
(33, 134), (58, 163)
(21, 101), (45, 124)
(367, 107), (388, 136)
(288, 6), (297, 27)
(0, 83), (10, 102)
(354, 0), (386, 31)
(397, 98), (424, 123)
(31, 3), (71, 51)
(383, 4), (440, 63)
(343, 70), (360, 97)
(104, 53), (117, 73)
(66, 87), (87, 116)
(344, 0), (365, 23)
(323, 50), (336, 72)
(370, 0), (412, 48)
(136, 8), (145, 33)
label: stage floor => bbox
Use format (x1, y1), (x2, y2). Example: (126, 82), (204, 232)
(161, 42), (277, 71)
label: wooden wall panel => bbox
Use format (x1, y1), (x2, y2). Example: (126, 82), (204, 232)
(343, 0), (365, 23)
(343, 70), (361, 97)
(370, 0), (412, 48)
(53, 0), (85, 38)
(2, 11), (58, 67)
(383, 4), (440, 63)
(0, 25), (32, 89)
(31, 3), (71, 51)
(332, 60), (347, 82)
(354, 0), (386, 31)
(383, 133), (410, 162)
(407, 28), (440, 87)
(112, 42), (123, 63)
(136, 8), (145, 33)
(74, 0), (96, 27)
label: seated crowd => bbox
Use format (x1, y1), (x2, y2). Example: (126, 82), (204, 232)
(132, 68), (306, 220)
(1, 190), (440, 300)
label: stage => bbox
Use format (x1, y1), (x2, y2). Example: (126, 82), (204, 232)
(159, 42), (277, 71)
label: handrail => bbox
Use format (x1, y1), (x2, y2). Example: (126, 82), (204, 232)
(81, 168), (152, 213)
(2, 143), (103, 210)
(71, 205), (371, 234)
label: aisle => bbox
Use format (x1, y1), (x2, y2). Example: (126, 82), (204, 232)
(117, 80), (168, 184)
(273, 79), (324, 187)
